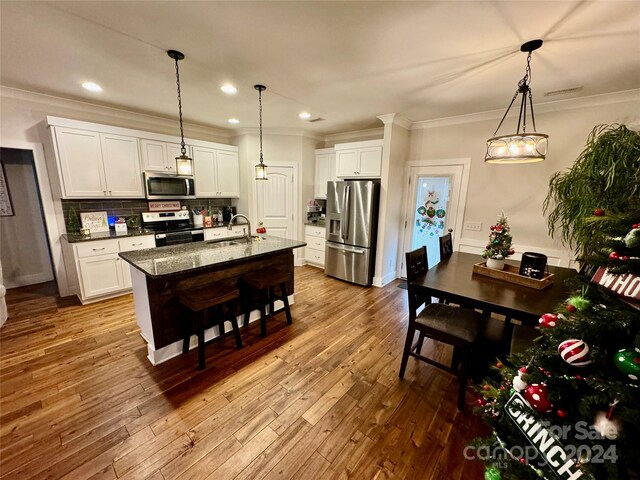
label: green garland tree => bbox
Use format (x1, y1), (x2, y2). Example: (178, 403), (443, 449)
(472, 124), (640, 480)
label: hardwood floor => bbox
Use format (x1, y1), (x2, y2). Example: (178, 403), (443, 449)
(1, 266), (488, 479)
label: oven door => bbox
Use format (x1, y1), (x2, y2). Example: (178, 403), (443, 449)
(145, 173), (196, 199)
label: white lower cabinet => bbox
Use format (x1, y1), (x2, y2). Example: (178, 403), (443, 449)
(204, 227), (228, 241)
(305, 225), (326, 267)
(72, 235), (154, 302)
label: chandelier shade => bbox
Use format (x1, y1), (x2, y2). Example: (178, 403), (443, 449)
(485, 39), (548, 164)
(167, 49), (193, 176)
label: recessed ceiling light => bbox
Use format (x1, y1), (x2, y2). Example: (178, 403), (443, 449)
(82, 82), (103, 92)
(228, 118), (240, 124)
(221, 84), (237, 95)
(299, 112), (311, 120)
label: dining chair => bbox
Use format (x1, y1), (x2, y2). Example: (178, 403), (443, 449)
(399, 246), (486, 411)
(439, 229), (454, 260)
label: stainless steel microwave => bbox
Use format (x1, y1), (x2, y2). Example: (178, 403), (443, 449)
(144, 173), (196, 199)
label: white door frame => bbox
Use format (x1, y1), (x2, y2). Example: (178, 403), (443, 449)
(0, 139), (70, 296)
(397, 158), (471, 276)
(251, 161), (300, 264)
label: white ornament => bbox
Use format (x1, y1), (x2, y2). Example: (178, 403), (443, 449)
(513, 374), (528, 392)
(593, 411), (620, 440)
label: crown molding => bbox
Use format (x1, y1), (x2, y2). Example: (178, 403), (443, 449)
(230, 127), (324, 141)
(323, 127), (384, 143)
(0, 85), (234, 140)
(377, 113), (412, 130)
(411, 89), (640, 130)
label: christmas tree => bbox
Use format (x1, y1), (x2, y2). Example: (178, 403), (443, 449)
(472, 124), (640, 480)
(482, 212), (515, 260)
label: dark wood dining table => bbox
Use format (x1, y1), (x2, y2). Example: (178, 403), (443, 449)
(410, 252), (578, 326)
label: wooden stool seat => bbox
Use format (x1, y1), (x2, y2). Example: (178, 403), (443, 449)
(179, 281), (243, 369)
(241, 269), (292, 337)
(179, 284), (239, 311)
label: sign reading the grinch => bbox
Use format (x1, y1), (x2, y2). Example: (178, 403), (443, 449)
(505, 393), (583, 480)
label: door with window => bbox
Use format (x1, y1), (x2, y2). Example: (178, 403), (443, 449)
(401, 165), (464, 276)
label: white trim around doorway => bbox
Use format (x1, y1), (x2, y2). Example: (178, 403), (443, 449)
(0, 140), (70, 297)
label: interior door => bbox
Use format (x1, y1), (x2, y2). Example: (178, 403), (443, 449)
(255, 166), (294, 239)
(401, 165), (464, 276)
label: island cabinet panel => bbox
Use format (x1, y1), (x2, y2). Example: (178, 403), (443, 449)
(145, 250), (294, 350)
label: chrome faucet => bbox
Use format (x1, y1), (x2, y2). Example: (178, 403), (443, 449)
(228, 214), (252, 244)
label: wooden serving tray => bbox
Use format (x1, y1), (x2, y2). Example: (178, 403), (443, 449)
(472, 262), (554, 290)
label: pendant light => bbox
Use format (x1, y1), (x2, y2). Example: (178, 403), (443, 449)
(254, 84), (268, 180)
(485, 40), (548, 164)
(167, 50), (193, 176)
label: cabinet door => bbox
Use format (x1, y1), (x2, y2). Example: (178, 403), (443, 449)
(314, 154), (330, 199)
(358, 146), (383, 177)
(204, 227), (227, 241)
(328, 153), (337, 182)
(193, 146), (217, 197)
(336, 149), (359, 178)
(78, 254), (123, 298)
(100, 134), (144, 197)
(166, 143), (185, 174)
(215, 151), (239, 197)
(55, 127), (107, 198)
(140, 140), (168, 172)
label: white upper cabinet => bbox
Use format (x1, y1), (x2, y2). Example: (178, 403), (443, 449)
(335, 139), (383, 178)
(54, 127), (143, 198)
(55, 127), (107, 198)
(193, 146), (239, 198)
(140, 139), (184, 173)
(100, 134), (144, 197)
(314, 149), (336, 199)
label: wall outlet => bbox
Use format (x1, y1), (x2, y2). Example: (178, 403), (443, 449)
(464, 221), (482, 232)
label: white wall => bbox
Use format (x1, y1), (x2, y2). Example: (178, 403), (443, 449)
(408, 91), (640, 266)
(0, 148), (54, 288)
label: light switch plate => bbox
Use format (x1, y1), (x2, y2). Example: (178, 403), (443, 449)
(464, 221), (482, 231)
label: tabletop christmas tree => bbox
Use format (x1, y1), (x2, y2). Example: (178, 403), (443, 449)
(482, 212), (515, 268)
(472, 124), (640, 480)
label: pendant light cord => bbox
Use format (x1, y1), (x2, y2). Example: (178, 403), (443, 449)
(259, 88), (264, 165)
(174, 57), (187, 156)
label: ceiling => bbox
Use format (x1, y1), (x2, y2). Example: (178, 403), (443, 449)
(1, 1), (639, 135)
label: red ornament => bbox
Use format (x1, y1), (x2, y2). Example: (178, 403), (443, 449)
(519, 457), (527, 465)
(557, 409), (567, 418)
(490, 225), (495, 231)
(593, 208), (605, 217)
(496, 361), (503, 369)
(566, 304), (577, 313)
(575, 375), (583, 381)
(482, 384), (491, 391)
(475, 397), (486, 407)
(558, 339), (592, 366)
(632, 223), (640, 229)
(508, 249), (515, 255)
(539, 313), (559, 328)
(609, 251), (620, 260)
(519, 366), (528, 374)
(524, 384), (553, 412)
(500, 385), (506, 391)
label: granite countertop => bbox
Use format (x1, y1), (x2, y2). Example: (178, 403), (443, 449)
(305, 221), (326, 227)
(62, 222), (231, 243)
(119, 235), (306, 278)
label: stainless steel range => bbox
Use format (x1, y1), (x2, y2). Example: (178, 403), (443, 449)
(141, 210), (204, 247)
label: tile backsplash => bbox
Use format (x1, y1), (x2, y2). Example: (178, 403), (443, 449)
(62, 198), (236, 232)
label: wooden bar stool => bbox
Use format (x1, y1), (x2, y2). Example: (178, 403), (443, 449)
(241, 269), (292, 337)
(179, 282), (243, 369)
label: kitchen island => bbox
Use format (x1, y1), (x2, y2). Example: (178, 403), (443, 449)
(119, 235), (306, 365)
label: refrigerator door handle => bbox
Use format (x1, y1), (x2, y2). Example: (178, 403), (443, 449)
(327, 243), (365, 254)
(341, 185), (351, 241)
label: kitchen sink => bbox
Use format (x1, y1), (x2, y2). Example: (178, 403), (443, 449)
(206, 240), (241, 248)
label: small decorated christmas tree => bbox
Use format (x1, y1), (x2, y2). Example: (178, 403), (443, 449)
(67, 206), (80, 234)
(482, 212), (515, 260)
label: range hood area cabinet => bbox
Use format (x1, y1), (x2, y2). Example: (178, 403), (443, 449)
(140, 139), (186, 174)
(52, 126), (144, 198)
(335, 139), (383, 178)
(192, 146), (240, 198)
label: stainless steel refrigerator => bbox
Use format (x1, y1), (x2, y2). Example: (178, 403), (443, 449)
(325, 180), (380, 286)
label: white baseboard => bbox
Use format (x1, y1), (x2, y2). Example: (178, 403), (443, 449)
(5, 272), (55, 289)
(373, 270), (398, 288)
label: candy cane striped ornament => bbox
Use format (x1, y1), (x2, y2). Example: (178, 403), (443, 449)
(558, 339), (592, 366)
